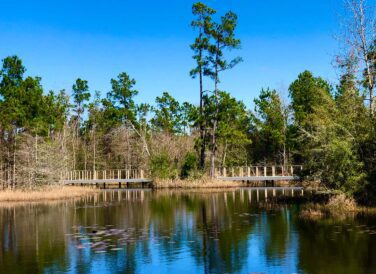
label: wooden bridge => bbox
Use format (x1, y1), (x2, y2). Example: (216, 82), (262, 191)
(215, 165), (302, 182)
(61, 169), (152, 188)
(60, 165), (302, 187)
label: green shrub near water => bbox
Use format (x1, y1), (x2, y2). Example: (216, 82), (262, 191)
(150, 152), (178, 179)
(180, 152), (198, 179)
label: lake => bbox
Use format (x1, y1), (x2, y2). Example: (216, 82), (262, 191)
(0, 188), (376, 274)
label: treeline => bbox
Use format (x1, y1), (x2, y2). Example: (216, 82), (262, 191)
(0, 1), (375, 204)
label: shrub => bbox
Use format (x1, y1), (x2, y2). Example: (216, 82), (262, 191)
(180, 152), (198, 179)
(150, 152), (178, 179)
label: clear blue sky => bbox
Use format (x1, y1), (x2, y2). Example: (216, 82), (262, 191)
(0, 0), (341, 107)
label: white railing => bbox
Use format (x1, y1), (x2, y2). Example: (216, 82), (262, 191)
(215, 165), (303, 178)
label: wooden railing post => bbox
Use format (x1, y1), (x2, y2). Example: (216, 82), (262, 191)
(264, 166), (267, 177)
(247, 167), (251, 177)
(272, 166), (275, 177)
(239, 167), (243, 177)
(223, 167), (227, 177)
(256, 167), (259, 177)
(290, 166), (294, 176)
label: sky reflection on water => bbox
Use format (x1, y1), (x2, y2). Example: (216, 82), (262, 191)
(1, 188), (376, 274)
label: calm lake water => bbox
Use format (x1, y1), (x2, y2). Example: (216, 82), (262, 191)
(1, 188), (376, 274)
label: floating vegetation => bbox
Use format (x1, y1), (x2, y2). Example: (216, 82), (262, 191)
(70, 224), (186, 253)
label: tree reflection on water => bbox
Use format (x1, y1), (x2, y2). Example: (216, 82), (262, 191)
(0, 188), (375, 273)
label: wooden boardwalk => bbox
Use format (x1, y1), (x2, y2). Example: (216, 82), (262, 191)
(61, 169), (152, 188)
(215, 165), (302, 182)
(60, 165), (302, 187)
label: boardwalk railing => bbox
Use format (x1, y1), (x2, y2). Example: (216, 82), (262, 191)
(215, 165), (303, 181)
(61, 169), (150, 182)
(61, 165), (302, 184)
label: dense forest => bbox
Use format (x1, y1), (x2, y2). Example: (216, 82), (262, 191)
(0, 1), (375, 203)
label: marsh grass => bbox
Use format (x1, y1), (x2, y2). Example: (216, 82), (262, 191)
(300, 193), (376, 219)
(0, 186), (99, 202)
(152, 177), (245, 189)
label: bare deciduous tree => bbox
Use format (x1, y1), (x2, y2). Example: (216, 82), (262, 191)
(340, 0), (375, 114)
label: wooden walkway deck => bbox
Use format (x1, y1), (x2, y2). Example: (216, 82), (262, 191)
(60, 165), (302, 187)
(217, 175), (298, 181)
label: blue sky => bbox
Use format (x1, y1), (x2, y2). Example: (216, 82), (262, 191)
(0, 0), (341, 107)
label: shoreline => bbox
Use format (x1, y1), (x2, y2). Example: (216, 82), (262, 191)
(0, 178), (311, 203)
(0, 186), (99, 203)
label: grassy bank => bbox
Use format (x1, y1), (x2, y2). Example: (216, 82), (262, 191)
(0, 186), (99, 202)
(152, 177), (246, 189)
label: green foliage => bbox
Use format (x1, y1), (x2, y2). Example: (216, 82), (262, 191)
(180, 152), (198, 179)
(150, 152), (178, 180)
(289, 70), (332, 127)
(202, 91), (250, 166)
(0, 56), (67, 136)
(151, 92), (195, 134)
(288, 70), (370, 196)
(252, 88), (288, 163)
(0, 55), (25, 88)
(107, 72), (138, 124)
(190, 2), (216, 79)
(151, 92), (182, 133)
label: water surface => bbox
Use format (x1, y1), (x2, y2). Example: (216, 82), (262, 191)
(0, 188), (376, 274)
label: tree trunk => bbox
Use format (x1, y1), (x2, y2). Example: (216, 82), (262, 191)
(199, 47), (206, 170)
(93, 125), (96, 172)
(12, 134), (16, 189)
(210, 42), (220, 178)
(221, 139), (228, 167)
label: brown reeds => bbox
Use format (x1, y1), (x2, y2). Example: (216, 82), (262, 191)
(152, 177), (246, 189)
(0, 186), (99, 202)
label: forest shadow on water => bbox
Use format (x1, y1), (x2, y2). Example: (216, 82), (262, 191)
(0, 188), (376, 274)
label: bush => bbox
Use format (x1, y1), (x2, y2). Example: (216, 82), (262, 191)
(180, 152), (198, 179)
(150, 152), (178, 179)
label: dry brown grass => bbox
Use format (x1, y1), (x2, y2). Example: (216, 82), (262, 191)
(299, 193), (370, 220)
(300, 205), (326, 219)
(0, 186), (99, 202)
(326, 193), (357, 212)
(152, 177), (245, 189)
